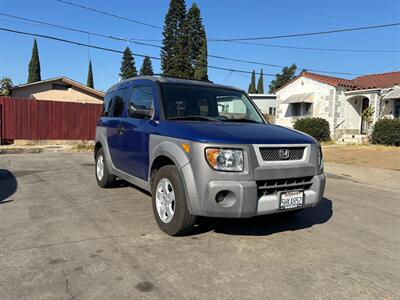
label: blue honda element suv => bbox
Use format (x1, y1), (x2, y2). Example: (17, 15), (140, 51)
(95, 76), (325, 235)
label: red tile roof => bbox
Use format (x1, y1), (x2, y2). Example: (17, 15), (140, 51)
(275, 71), (400, 92)
(352, 72), (400, 89)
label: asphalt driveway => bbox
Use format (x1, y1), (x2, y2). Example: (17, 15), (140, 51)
(0, 153), (399, 299)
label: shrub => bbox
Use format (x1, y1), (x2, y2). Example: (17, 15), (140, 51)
(371, 118), (400, 146)
(293, 117), (331, 141)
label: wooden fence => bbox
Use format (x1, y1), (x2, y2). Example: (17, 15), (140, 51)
(0, 97), (102, 143)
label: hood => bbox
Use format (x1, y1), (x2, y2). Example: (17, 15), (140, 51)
(157, 121), (316, 144)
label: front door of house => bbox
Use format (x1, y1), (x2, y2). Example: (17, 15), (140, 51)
(395, 99), (400, 118)
(360, 97), (369, 134)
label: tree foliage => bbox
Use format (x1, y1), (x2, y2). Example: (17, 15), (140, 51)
(161, 0), (208, 79)
(28, 39), (41, 83)
(269, 64), (297, 93)
(87, 60), (94, 88)
(0, 77), (13, 96)
(119, 47), (137, 80)
(140, 56), (154, 76)
(193, 38), (208, 80)
(161, 0), (187, 77)
(257, 69), (264, 94)
(248, 70), (257, 94)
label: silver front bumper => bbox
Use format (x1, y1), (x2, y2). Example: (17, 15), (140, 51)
(198, 173), (326, 218)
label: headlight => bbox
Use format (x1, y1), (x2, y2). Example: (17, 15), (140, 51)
(205, 148), (244, 172)
(317, 145), (324, 169)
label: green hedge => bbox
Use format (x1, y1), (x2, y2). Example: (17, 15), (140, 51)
(293, 118), (331, 141)
(371, 118), (400, 146)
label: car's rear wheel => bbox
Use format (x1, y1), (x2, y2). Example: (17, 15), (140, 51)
(95, 148), (116, 188)
(152, 165), (196, 236)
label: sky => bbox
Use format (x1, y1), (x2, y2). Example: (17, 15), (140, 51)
(0, 0), (399, 92)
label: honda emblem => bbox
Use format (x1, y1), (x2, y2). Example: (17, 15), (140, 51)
(278, 149), (290, 160)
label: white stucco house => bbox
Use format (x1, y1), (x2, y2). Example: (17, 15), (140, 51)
(275, 71), (400, 141)
(248, 94), (276, 115)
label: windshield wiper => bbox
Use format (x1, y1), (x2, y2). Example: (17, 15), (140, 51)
(223, 118), (262, 123)
(168, 116), (219, 122)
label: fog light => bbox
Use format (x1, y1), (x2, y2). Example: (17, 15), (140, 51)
(215, 190), (230, 203)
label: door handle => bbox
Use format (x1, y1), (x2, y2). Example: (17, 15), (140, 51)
(117, 125), (125, 135)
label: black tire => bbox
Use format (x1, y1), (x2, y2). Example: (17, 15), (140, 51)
(151, 165), (196, 236)
(95, 148), (116, 188)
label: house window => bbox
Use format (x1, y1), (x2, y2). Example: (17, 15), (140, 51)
(291, 103), (301, 116)
(291, 103), (312, 117)
(52, 83), (71, 90)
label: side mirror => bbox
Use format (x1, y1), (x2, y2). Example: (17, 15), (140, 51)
(128, 104), (152, 119)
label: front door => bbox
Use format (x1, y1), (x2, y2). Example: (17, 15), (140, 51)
(394, 99), (400, 118)
(360, 97), (369, 134)
(117, 85), (155, 180)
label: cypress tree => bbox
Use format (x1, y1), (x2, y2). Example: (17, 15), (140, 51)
(186, 3), (207, 78)
(119, 47), (137, 80)
(28, 39), (41, 83)
(161, 0), (186, 77)
(140, 56), (154, 76)
(248, 70), (257, 94)
(87, 60), (94, 88)
(193, 30), (208, 80)
(257, 69), (264, 94)
(175, 17), (193, 78)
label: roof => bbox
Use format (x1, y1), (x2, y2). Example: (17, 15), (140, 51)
(12, 77), (105, 98)
(383, 86), (400, 100)
(275, 71), (400, 92)
(281, 93), (313, 104)
(352, 72), (400, 89)
(107, 75), (241, 93)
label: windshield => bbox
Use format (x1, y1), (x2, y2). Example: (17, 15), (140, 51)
(161, 83), (265, 123)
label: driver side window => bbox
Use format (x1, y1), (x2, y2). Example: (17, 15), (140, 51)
(129, 86), (154, 110)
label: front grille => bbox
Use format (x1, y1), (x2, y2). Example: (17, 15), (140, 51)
(257, 176), (313, 196)
(259, 147), (305, 161)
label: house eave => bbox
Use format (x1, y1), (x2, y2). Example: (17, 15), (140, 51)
(344, 88), (381, 95)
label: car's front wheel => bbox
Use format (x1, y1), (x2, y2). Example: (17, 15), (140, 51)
(152, 165), (196, 236)
(95, 148), (116, 188)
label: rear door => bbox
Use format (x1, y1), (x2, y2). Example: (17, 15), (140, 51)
(117, 85), (155, 179)
(107, 86), (130, 171)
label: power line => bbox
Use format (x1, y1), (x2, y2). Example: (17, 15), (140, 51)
(220, 40), (400, 53)
(0, 12), (162, 47)
(4, 12), (397, 54)
(0, 13), (368, 75)
(210, 22), (400, 41)
(53, 0), (400, 43)
(55, 0), (163, 30)
(0, 26), (277, 77)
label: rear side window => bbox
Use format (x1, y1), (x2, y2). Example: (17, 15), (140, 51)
(102, 91), (115, 117)
(112, 87), (129, 117)
(129, 86), (154, 110)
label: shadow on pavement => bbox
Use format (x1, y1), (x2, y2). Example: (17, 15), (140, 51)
(193, 197), (333, 236)
(0, 169), (17, 204)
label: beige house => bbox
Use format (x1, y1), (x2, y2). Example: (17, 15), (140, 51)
(11, 77), (104, 103)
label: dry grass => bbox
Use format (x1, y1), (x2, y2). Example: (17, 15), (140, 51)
(322, 144), (400, 170)
(71, 144), (94, 152)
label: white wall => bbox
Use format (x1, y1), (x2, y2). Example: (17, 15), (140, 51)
(248, 94), (276, 115)
(275, 77), (335, 128)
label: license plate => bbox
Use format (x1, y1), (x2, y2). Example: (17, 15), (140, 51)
(279, 191), (304, 210)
